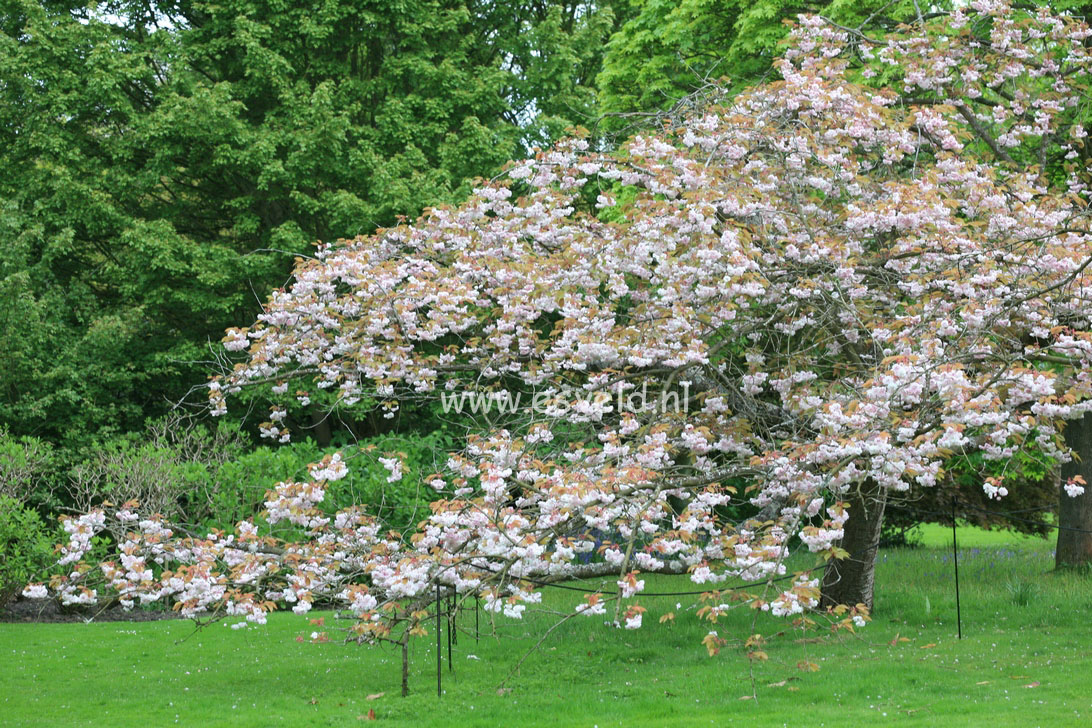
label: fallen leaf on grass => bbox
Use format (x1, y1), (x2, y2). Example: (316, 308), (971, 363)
(919, 643), (937, 649)
(767, 678), (800, 688)
(1024, 682), (1040, 688)
(356, 708), (377, 720)
(739, 695), (754, 701)
(366, 693), (384, 701)
(976, 681), (990, 685)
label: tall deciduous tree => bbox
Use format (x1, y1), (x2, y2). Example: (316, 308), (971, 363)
(599, 1), (1092, 568)
(1057, 413), (1092, 567)
(30, 4), (1092, 666)
(805, 2), (1092, 578)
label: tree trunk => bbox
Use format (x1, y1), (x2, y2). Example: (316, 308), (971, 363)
(401, 637), (409, 697)
(821, 481), (887, 611)
(309, 407), (332, 448)
(1057, 412), (1092, 568)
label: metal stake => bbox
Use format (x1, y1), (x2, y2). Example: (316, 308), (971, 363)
(432, 585), (436, 698)
(952, 498), (962, 640)
(451, 593), (457, 646)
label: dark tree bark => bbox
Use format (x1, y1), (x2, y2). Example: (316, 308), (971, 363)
(401, 637), (410, 697)
(821, 481), (887, 611)
(309, 407), (333, 448)
(1057, 413), (1092, 568)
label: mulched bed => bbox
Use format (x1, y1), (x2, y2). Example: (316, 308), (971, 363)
(1, 597), (180, 624)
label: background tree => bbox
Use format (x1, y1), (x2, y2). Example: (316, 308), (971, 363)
(0, 0), (631, 451)
(595, 0), (921, 126)
(1057, 413), (1092, 567)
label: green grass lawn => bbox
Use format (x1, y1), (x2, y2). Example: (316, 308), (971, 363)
(3, 527), (1090, 727)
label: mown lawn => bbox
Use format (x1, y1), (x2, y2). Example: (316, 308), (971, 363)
(2, 527), (1090, 727)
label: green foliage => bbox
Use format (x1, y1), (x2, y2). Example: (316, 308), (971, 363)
(327, 430), (457, 533)
(883, 446), (1059, 541)
(198, 442), (324, 531)
(0, 431), (56, 506)
(54, 414), (454, 533)
(197, 429), (455, 533)
(596, 0), (922, 126)
(597, 0), (753, 120)
(1006, 578), (1041, 607)
(0, 0), (630, 448)
(68, 439), (206, 520)
(0, 495), (56, 609)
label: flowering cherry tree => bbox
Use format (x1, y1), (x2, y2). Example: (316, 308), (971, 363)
(26, 1), (1092, 688)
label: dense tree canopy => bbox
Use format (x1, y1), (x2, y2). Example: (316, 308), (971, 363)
(0, 0), (630, 446)
(595, 0), (922, 123)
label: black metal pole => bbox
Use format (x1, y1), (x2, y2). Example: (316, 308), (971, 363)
(436, 585), (442, 697)
(475, 596), (479, 643)
(451, 594), (457, 646)
(952, 497), (962, 640)
(446, 595), (453, 671)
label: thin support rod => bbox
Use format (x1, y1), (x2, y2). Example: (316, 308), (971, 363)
(451, 594), (458, 646)
(436, 585), (442, 697)
(952, 498), (962, 640)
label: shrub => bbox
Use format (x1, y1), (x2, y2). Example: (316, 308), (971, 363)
(323, 430), (457, 533)
(195, 430), (456, 533)
(65, 416), (250, 525)
(0, 495), (56, 609)
(0, 431), (56, 506)
(67, 441), (196, 520)
(199, 441), (323, 529)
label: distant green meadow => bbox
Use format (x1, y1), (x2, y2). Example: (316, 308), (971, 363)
(3, 526), (1089, 727)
